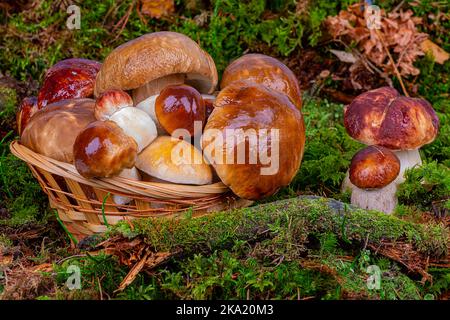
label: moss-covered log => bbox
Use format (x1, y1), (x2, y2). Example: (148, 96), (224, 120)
(111, 196), (448, 258)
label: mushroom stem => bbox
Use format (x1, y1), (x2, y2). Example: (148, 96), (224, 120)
(132, 74), (186, 105)
(392, 149), (422, 184)
(342, 148), (422, 214)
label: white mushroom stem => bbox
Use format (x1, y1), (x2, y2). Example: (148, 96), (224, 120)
(342, 148), (422, 214)
(132, 74), (186, 105)
(113, 167), (141, 205)
(392, 149), (422, 184)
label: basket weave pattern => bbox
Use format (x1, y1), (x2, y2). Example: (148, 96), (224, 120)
(10, 141), (250, 241)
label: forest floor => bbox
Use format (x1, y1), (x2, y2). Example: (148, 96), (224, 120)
(0, 0), (448, 300)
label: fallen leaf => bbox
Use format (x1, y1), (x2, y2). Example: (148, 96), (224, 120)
(140, 0), (174, 19)
(330, 49), (357, 63)
(421, 39), (449, 64)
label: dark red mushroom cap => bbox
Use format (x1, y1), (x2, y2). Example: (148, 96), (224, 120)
(349, 145), (400, 189)
(344, 87), (439, 150)
(37, 58), (101, 108)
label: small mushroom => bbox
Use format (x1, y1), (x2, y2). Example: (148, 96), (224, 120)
(347, 145), (400, 213)
(93, 32), (218, 132)
(73, 89), (157, 179)
(155, 84), (206, 137)
(136, 136), (212, 185)
(73, 121), (138, 179)
(201, 81), (305, 200)
(342, 86), (440, 213)
(37, 58), (101, 109)
(221, 54), (302, 110)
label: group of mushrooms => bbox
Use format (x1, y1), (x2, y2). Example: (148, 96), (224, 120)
(15, 31), (439, 214)
(17, 31), (305, 205)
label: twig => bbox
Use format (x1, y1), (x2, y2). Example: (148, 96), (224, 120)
(374, 29), (409, 96)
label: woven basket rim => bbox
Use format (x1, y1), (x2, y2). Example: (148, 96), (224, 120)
(10, 140), (230, 200)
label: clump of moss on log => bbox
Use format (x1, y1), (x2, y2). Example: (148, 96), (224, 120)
(111, 196), (448, 258)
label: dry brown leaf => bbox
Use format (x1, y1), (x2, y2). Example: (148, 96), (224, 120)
(325, 4), (428, 80)
(421, 39), (450, 64)
(140, 0), (174, 19)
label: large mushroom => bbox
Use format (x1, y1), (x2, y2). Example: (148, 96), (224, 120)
(20, 98), (96, 163)
(220, 54), (302, 110)
(201, 81), (305, 200)
(37, 58), (101, 108)
(342, 86), (440, 213)
(93, 31), (218, 133)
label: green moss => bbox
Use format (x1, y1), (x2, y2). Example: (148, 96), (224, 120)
(112, 197), (448, 257)
(397, 161), (450, 212)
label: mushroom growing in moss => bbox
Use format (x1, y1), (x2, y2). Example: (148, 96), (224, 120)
(342, 87), (440, 213)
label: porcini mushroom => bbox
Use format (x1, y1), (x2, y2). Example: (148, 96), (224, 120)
(347, 145), (401, 213)
(342, 86), (440, 213)
(21, 98), (96, 163)
(155, 84), (206, 137)
(73, 89), (158, 178)
(37, 58), (101, 109)
(136, 136), (212, 185)
(221, 54), (302, 110)
(93, 31), (218, 132)
(201, 81), (305, 200)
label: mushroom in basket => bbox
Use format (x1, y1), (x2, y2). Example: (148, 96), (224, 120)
(94, 31), (218, 134)
(73, 89), (157, 179)
(220, 54), (302, 110)
(342, 86), (439, 213)
(201, 81), (305, 200)
(16, 58), (101, 135)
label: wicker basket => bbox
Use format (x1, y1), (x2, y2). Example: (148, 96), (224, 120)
(9, 141), (252, 243)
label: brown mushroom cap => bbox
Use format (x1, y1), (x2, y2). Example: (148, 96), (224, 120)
(20, 98), (96, 163)
(94, 31), (218, 97)
(94, 89), (134, 121)
(73, 121), (138, 179)
(202, 81), (305, 200)
(344, 87), (439, 150)
(37, 58), (101, 109)
(155, 84), (206, 136)
(17, 96), (38, 136)
(220, 54), (302, 110)
(349, 145), (400, 189)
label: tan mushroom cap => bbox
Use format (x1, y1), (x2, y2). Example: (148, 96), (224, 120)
(344, 87), (439, 150)
(202, 81), (305, 200)
(94, 31), (218, 96)
(20, 98), (96, 163)
(349, 145), (400, 189)
(221, 54), (302, 110)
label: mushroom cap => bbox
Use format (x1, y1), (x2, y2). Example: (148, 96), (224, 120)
(344, 86), (439, 150)
(94, 89), (134, 121)
(220, 54), (302, 110)
(94, 31), (218, 96)
(349, 145), (400, 189)
(37, 58), (101, 108)
(202, 81), (305, 200)
(155, 84), (206, 136)
(73, 121), (138, 179)
(17, 96), (38, 136)
(21, 98), (96, 163)
(136, 136), (212, 185)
